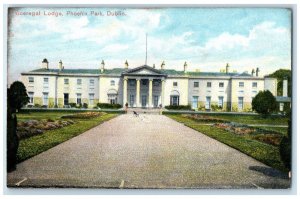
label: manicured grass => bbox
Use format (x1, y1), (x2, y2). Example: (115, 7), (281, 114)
(17, 113), (118, 163)
(252, 126), (288, 135)
(17, 111), (76, 121)
(167, 114), (287, 172)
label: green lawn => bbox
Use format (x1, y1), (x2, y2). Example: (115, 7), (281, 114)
(16, 112), (118, 163)
(252, 126), (288, 135)
(167, 114), (288, 172)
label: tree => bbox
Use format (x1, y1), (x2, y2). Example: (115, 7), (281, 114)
(268, 69), (291, 96)
(8, 81), (29, 112)
(252, 90), (277, 116)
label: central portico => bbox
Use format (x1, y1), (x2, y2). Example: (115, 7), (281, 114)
(122, 65), (167, 108)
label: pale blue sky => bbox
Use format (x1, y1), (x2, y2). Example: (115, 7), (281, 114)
(8, 7), (291, 83)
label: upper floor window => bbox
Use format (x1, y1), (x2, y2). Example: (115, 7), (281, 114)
(194, 82), (199, 88)
(252, 82), (257, 88)
(43, 77), (49, 83)
(153, 80), (160, 87)
(173, 82), (178, 87)
(89, 79), (95, 86)
(207, 82), (212, 88)
(129, 80), (135, 86)
(239, 82), (244, 88)
(28, 77), (34, 83)
(64, 79), (69, 85)
(219, 82), (224, 88)
(111, 80), (115, 86)
(77, 79), (82, 85)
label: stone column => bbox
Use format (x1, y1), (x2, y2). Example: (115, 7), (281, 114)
(123, 77), (128, 107)
(148, 79), (153, 108)
(136, 78), (140, 107)
(161, 79), (165, 107)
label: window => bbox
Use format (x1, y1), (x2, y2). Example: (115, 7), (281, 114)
(89, 93), (94, 105)
(77, 79), (82, 85)
(129, 80), (135, 86)
(205, 96), (211, 109)
(108, 94), (117, 104)
(170, 96), (179, 106)
(207, 82), (212, 88)
(28, 77), (34, 83)
(43, 92), (49, 106)
(239, 82), (244, 88)
(64, 79), (69, 85)
(192, 96), (198, 109)
(252, 82), (257, 88)
(43, 78), (49, 84)
(218, 96), (224, 108)
(153, 81), (160, 87)
(76, 93), (82, 105)
(28, 92), (34, 104)
(238, 97), (244, 111)
(194, 82), (199, 88)
(219, 82), (224, 88)
(64, 93), (69, 105)
(111, 80), (115, 86)
(173, 82), (178, 87)
(89, 79), (95, 86)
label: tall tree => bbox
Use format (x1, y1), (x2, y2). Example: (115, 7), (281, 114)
(8, 81), (29, 112)
(268, 69), (291, 96)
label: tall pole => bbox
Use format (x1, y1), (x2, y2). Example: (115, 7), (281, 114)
(145, 33), (147, 65)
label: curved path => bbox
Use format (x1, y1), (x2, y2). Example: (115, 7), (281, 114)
(7, 114), (290, 188)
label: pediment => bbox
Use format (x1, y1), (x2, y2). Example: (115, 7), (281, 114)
(123, 65), (166, 76)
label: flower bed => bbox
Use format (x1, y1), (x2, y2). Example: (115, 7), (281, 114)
(61, 112), (104, 119)
(17, 119), (75, 140)
(214, 122), (283, 146)
(182, 114), (228, 123)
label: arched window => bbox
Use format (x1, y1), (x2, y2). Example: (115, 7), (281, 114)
(170, 90), (180, 106)
(107, 89), (118, 104)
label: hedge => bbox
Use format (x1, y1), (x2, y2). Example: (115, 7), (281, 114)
(97, 103), (122, 109)
(164, 105), (191, 110)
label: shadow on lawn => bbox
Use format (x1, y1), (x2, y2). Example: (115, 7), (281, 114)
(248, 166), (288, 179)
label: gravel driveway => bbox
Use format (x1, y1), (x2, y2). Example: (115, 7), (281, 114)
(7, 114), (290, 188)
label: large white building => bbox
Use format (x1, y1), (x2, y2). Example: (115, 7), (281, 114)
(20, 59), (277, 112)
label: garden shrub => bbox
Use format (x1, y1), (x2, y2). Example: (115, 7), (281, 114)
(97, 103), (122, 109)
(83, 103), (88, 109)
(165, 105), (191, 110)
(69, 103), (76, 108)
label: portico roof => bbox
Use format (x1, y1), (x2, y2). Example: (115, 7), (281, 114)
(122, 65), (167, 77)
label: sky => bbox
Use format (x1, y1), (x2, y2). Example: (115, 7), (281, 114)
(7, 7), (291, 83)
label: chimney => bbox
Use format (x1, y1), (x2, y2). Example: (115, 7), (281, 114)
(226, 63), (230, 74)
(125, 60), (129, 69)
(184, 61), (187, 73)
(256, 67), (260, 77)
(161, 61), (165, 70)
(58, 60), (63, 70)
(101, 60), (105, 73)
(283, 78), (288, 97)
(42, 58), (49, 69)
(251, 68), (255, 76)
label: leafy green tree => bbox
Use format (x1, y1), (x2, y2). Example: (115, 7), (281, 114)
(269, 69), (291, 96)
(252, 90), (277, 117)
(8, 81), (29, 112)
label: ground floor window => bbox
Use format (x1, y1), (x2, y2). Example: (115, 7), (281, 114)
(129, 94), (135, 107)
(170, 95), (179, 106)
(43, 92), (49, 106)
(192, 96), (198, 109)
(218, 96), (224, 108)
(238, 97), (244, 111)
(28, 92), (34, 104)
(205, 96), (211, 109)
(89, 93), (95, 105)
(76, 93), (82, 105)
(108, 94), (117, 104)
(64, 93), (69, 105)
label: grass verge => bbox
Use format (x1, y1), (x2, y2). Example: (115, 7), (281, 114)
(17, 113), (118, 163)
(167, 114), (287, 172)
